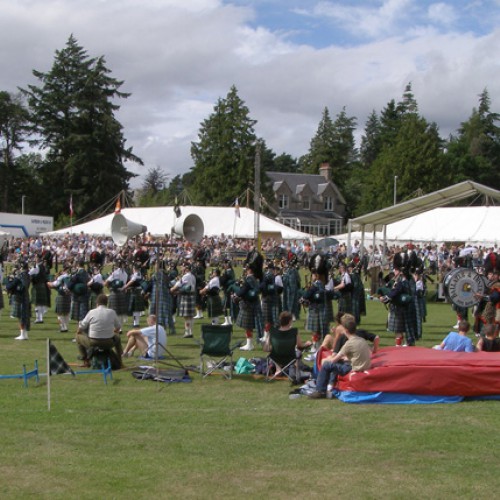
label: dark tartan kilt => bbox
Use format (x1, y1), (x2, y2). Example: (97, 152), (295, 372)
(261, 295), (280, 325)
(178, 293), (196, 318)
(222, 292), (232, 312)
(338, 292), (352, 314)
(387, 304), (415, 337)
(128, 287), (145, 315)
(324, 299), (334, 323)
(11, 294), (31, 327)
(207, 294), (223, 317)
(306, 304), (328, 336)
(31, 282), (51, 307)
(236, 300), (263, 332)
(229, 296), (240, 321)
(89, 291), (99, 310)
(55, 293), (71, 315)
(71, 296), (89, 321)
(108, 290), (128, 316)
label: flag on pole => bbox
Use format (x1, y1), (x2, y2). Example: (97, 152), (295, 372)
(115, 198), (121, 214)
(49, 340), (75, 376)
(69, 195), (74, 217)
(235, 198), (240, 218)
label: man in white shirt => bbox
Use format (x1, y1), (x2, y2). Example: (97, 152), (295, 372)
(76, 294), (123, 366)
(122, 314), (166, 359)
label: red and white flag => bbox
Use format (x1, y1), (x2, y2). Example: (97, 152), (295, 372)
(69, 195), (74, 217)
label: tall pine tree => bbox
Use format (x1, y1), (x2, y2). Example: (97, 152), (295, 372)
(446, 88), (500, 189)
(190, 86), (262, 205)
(21, 35), (141, 220)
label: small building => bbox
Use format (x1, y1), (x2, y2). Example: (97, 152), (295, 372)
(266, 163), (346, 236)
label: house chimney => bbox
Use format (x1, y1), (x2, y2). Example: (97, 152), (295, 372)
(319, 162), (331, 181)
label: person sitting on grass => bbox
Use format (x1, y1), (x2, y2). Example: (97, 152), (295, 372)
(321, 312), (380, 354)
(122, 314), (166, 359)
(309, 313), (372, 399)
(476, 324), (500, 352)
(433, 319), (474, 352)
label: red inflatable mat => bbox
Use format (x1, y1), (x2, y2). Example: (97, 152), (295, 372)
(333, 346), (500, 397)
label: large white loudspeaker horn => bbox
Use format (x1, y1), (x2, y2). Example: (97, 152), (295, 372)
(172, 214), (204, 243)
(111, 213), (147, 247)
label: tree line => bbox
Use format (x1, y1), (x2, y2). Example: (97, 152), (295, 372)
(1, 36), (499, 228)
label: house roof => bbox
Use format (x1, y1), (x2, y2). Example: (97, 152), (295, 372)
(267, 172), (346, 204)
(349, 180), (500, 232)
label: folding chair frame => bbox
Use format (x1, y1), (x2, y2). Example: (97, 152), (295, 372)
(200, 324), (239, 380)
(265, 328), (300, 384)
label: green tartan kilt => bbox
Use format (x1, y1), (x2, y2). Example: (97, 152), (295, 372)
(306, 304), (328, 336)
(178, 293), (196, 317)
(31, 282), (51, 307)
(236, 300), (263, 333)
(206, 294), (223, 317)
(128, 287), (145, 315)
(108, 290), (128, 316)
(55, 293), (71, 314)
(71, 296), (89, 321)
(11, 293), (31, 323)
(261, 295), (280, 326)
(338, 292), (352, 314)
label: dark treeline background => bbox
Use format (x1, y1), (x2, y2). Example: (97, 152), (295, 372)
(1, 36), (499, 228)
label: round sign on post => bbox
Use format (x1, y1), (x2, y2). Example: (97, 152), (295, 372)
(443, 268), (488, 308)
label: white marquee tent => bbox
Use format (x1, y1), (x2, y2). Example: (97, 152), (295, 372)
(346, 181), (500, 252)
(47, 206), (312, 240)
(336, 206), (500, 248)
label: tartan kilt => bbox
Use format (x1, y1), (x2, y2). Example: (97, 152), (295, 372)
(11, 293), (31, 327)
(387, 304), (415, 337)
(89, 291), (99, 310)
(128, 287), (145, 315)
(71, 296), (89, 321)
(178, 293), (196, 318)
(324, 299), (334, 323)
(55, 293), (71, 315)
(338, 292), (352, 314)
(149, 283), (173, 326)
(306, 304), (328, 336)
(229, 296), (240, 321)
(31, 282), (51, 307)
(206, 294), (223, 318)
(261, 295), (280, 326)
(108, 290), (128, 316)
(236, 300), (263, 333)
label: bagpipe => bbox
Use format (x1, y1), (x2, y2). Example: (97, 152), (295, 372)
(5, 274), (26, 296)
(244, 249), (264, 281)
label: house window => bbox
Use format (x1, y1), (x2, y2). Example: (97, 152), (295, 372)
(302, 196), (310, 210)
(278, 194), (289, 209)
(324, 196), (334, 211)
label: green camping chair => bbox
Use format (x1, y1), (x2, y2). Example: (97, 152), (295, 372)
(266, 327), (300, 383)
(200, 324), (240, 379)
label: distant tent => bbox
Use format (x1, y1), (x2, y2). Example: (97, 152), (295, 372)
(47, 206), (311, 240)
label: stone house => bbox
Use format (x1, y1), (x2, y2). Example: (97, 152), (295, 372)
(266, 162), (346, 236)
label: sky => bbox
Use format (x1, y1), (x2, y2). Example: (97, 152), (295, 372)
(1, 0), (500, 189)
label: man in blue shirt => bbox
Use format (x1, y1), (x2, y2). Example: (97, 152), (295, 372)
(436, 320), (474, 352)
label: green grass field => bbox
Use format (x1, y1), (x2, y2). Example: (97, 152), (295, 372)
(0, 284), (499, 499)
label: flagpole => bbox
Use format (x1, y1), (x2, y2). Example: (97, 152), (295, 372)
(46, 338), (51, 412)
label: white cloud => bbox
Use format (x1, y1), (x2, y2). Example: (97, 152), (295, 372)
(308, 0), (415, 39)
(428, 3), (458, 26)
(0, 0), (499, 190)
